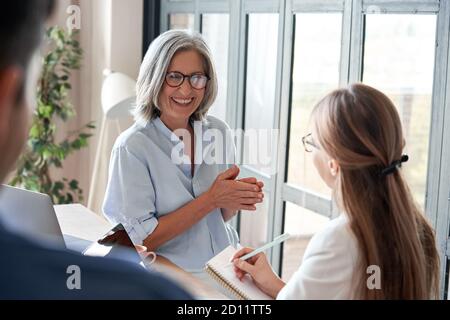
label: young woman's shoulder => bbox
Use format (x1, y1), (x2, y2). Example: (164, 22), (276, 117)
(305, 215), (358, 260)
(277, 215), (359, 299)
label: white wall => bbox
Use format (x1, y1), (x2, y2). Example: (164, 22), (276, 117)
(49, 0), (143, 214)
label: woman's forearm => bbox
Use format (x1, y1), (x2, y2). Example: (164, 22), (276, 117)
(143, 191), (216, 251)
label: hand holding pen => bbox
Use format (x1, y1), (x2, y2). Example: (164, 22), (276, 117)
(226, 233), (291, 268)
(230, 233), (291, 299)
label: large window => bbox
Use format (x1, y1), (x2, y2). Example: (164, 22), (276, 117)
(243, 13), (279, 174)
(281, 202), (329, 281)
(282, 12), (342, 281)
(160, 0), (450, 298)
(239, 12), (280, 248)
(201, 14), (230, 121)
(239, 192), (270, 248)
(363, 14), (437, 209)
(287, 13), (342, 198)
(169, 13), (194, 30)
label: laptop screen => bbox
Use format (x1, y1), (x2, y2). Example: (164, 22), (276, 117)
(0, 185), (65, 248)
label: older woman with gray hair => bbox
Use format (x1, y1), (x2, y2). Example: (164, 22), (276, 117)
(103, 30), (264, 271)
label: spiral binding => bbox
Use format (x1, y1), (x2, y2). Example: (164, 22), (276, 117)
(205, 265), (250, 300)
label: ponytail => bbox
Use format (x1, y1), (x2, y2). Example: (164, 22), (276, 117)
(312, 83), (439, 299)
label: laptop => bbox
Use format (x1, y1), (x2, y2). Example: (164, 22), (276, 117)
(0, 184), (65, 248)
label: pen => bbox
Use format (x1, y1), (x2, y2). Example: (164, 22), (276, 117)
(225, 233), (291, 268)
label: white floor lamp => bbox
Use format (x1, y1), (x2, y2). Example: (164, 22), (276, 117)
(87, 70), (136, 212)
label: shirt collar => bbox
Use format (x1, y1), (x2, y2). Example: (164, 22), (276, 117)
(152, 116), (180, 142)
(152, 116), (206, 144)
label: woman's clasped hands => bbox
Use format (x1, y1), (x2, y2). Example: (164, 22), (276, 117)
(207, 165), (264, 211)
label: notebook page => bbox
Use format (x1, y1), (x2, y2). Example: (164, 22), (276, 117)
(206, 246), (273, 300)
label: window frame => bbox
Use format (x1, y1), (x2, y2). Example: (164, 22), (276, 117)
(237, 1), (285, 255)
(271, 0), (346, 280)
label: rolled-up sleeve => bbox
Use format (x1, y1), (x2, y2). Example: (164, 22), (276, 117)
(102, 146), (158, 245)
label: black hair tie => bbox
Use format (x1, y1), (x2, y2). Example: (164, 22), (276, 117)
(381, 155), (409, 177)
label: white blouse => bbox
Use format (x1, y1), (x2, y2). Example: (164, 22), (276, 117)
(277, 215), (359, 300)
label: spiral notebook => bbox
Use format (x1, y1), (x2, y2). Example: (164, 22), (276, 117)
(205, 246), (273, 300)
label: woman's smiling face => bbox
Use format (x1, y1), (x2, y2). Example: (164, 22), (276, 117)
(158, 49), (206, 123)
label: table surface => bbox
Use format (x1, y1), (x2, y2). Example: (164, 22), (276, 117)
(54, 204), (230, 299)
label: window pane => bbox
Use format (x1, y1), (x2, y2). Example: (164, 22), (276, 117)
(243, 14), (279, 174)
(281, 202), (330, 281)
(239, 192), (270, 248)
(169, 13), (195, 30)
(287, 13), (342, 197)
(201, 14), (230, 122)
(363, 14), (437, 208)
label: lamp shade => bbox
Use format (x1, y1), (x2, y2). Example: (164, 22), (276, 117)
(101, 71), (136, 119)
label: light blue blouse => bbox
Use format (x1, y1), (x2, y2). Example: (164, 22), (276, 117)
(102, 115), (239, 271)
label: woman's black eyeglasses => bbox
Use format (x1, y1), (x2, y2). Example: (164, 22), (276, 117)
(165, 71), (210, 90)
(302, 133), (320, 153)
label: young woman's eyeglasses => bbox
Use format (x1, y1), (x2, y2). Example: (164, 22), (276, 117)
(165, 71), (210, 90)
(302, 133), (320, 153)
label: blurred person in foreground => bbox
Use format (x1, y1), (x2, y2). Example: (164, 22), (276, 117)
(0, 0), (192, 300)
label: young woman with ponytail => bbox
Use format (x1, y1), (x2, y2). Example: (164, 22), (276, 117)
(232, 83), (440, 299)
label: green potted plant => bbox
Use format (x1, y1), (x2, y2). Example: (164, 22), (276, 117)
(10, 26), (95, 204)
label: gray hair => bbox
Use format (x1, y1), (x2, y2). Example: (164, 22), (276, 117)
(134, 30), (218, 124)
